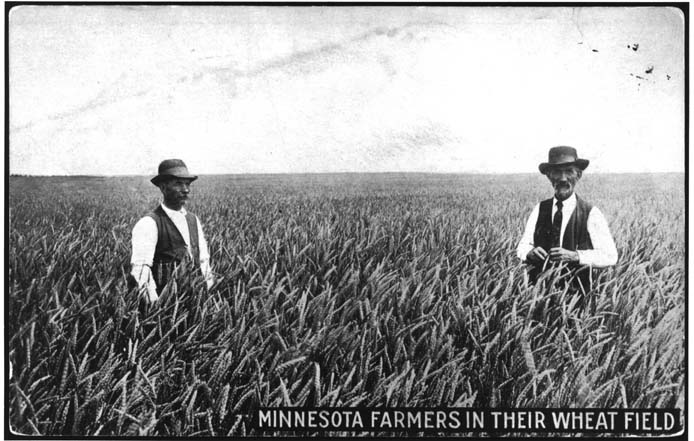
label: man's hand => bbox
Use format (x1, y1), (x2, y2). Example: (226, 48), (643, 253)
(549, 247), (579, 263)
(526, 247), (548, 263)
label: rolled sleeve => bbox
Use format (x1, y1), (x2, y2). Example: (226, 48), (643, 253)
(131, 217), (157, 266)
(130, 217), (158, 299)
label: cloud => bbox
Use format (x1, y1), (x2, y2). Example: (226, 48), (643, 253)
(369, 122), (460, 162)
(12, 20), (451, 133)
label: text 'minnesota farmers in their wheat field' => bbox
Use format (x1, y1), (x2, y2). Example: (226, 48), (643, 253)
(516, 146), (618, 293)
(130, 159), (215, 304)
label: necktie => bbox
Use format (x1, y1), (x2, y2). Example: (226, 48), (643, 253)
(552, 200), (563, 247)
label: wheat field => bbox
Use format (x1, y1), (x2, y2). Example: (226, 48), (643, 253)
(7, 173), (684, 436)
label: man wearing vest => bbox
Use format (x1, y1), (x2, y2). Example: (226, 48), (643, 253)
(516, 146), (618, 295)
(130, 159), (215, 304)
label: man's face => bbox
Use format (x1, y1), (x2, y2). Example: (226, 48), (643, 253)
(547, 165), (581, 201)
(159, 178), (192, 209)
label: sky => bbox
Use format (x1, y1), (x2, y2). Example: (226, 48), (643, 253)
(8, 6), (685, 175)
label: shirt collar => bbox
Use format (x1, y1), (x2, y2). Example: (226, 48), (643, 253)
(553, 193), (576, 210)
(160, 202), (187, 216)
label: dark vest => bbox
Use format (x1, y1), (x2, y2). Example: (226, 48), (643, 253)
(530, 195), (594, 292)
(146, 206), (200, 293)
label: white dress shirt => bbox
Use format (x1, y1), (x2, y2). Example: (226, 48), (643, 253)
(131, 203), (214, 300)
(516, 193), (618, 268)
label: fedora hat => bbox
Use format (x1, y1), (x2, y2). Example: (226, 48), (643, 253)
(538, 146), (589, 174)
(151, 159), (198, 186)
